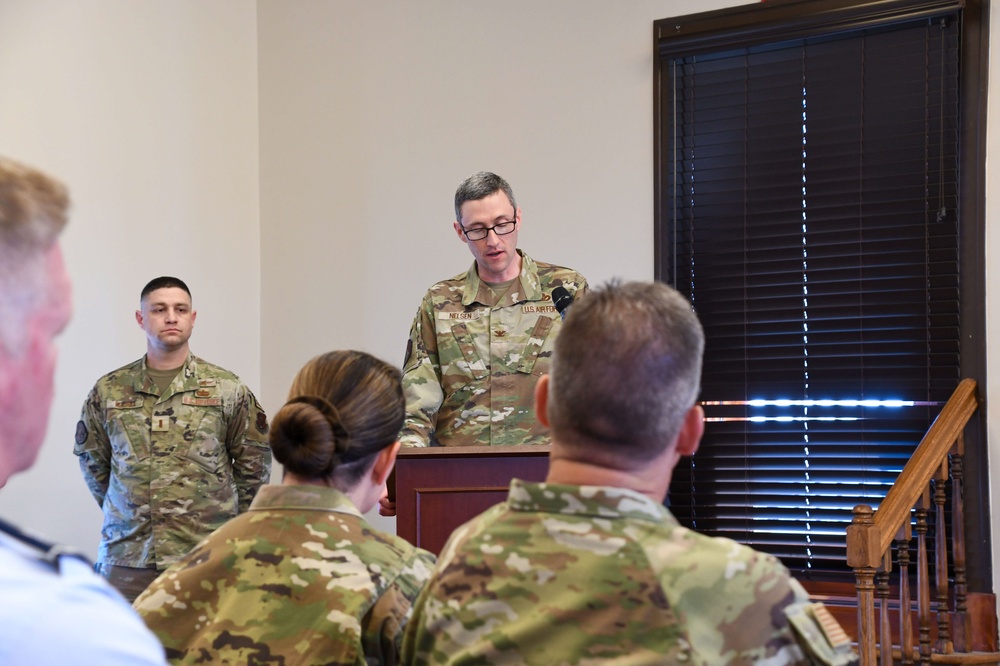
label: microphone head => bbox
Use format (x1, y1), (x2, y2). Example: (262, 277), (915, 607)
(552, 286), (574, 315)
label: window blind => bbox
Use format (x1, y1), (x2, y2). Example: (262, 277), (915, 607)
(658, 12), (961, 580)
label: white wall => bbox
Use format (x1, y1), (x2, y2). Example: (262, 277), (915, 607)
(986, 0), (1000, 601)
(0, 0), (261, 558)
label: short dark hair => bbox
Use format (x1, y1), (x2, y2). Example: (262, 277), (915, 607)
(454, 172), (517, 221)
(140, 276), (191, 302)
(547, 280), (704, 466)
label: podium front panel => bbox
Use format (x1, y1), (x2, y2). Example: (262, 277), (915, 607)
(394, 445), (549, 555)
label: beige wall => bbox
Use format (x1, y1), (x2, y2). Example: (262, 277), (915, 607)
(0, 0), (996, 605)
(256, 0), (741, 534)
(257, 0), (739, 410)
(0, 1), (261, 556)
(986, 0), (1000, 601)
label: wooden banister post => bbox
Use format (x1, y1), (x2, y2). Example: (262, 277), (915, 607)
(897, 523), (914, 665)
(933, 459), (952, 653)
(950, 438), (970, 652)
(878, 552), (893, 666)
(916, 493), (932, 665)
(849, 504), (879, 666)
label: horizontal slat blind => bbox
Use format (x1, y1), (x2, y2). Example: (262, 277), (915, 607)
(661, 15), (960, 580)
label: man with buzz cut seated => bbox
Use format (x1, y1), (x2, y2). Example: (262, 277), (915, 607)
(402, 279), (856, 665)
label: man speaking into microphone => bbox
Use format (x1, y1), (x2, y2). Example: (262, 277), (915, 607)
(399, 172), (588, 450)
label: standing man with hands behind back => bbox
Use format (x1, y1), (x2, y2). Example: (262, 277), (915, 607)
(399, 171), (588, 450)
(75, 276), (271, 602)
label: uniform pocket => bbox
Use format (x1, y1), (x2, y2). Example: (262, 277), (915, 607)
(440, 321), (489, 395)
(106, 399), (151, 463)
(180, 396), (227, 474)
(516, 315), (555, 376)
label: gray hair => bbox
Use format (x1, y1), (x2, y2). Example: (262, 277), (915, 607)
(454, 171), (517, 221)
(0, 157), (69, 353)
(547, 280), (704, 465)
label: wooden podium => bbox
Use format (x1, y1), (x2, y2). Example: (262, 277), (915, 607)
(393, 445), (550, 555)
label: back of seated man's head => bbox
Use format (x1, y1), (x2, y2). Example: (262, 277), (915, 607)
(547, 279), (704, 469)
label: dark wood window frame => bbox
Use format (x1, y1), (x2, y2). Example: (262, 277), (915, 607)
(653, 0), (990, 590)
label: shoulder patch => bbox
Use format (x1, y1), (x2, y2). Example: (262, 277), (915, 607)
(75, 420), (88, 445)
(785, 602), (857, 665)
(404, 339), (413, 367)
(256, 411), (269, 434)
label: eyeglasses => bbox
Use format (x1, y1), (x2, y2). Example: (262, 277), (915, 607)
(460, 218), (516, 241)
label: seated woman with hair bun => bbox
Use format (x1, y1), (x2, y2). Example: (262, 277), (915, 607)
(135, 350), (436, 665)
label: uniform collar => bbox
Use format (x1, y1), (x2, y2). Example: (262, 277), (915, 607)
(506, 479), (672, 523)
(135, 352), (199, 396)
(462, 250), (543, 307)
(248, 484), (362, 517)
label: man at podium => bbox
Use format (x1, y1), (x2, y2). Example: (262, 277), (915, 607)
(382, 173), (587, 518)
(398, 171), (587, 449)
(402, 280), (853, 665)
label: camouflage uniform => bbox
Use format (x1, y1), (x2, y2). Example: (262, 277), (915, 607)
(74, 354), (272, 570)
(403, 479), (847, 666)
(135, 484), (437, 666)
(401, 251), (588, 447)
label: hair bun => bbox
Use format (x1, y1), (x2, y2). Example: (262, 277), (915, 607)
(286, 395), (351, 456)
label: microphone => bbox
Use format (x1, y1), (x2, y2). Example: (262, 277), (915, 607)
(552, 286), (574, 320)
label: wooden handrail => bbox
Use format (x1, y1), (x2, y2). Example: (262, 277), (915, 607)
(847, 378), (978, 569)
(846, 378), (989, 666)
